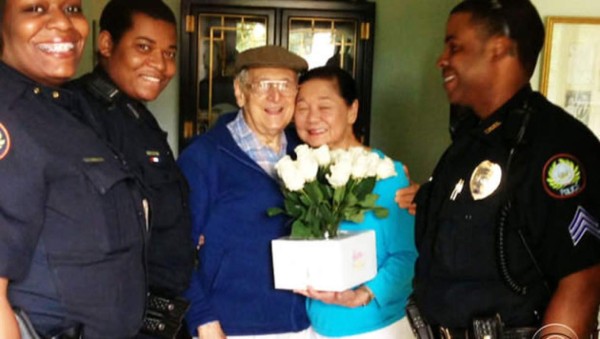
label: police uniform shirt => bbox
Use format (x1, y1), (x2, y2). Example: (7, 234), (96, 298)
(414, 85), (600, 328)
(0, 61), (148, 338)
(69, 68), (194, 296)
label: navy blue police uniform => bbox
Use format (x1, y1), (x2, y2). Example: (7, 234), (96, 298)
(0, 61), (148, 338)
(68, 68), (195, 337)
(413, 85), (600, 334)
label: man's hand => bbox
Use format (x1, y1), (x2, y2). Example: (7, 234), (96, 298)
(0, 278), (20, 339)
(543, 264), (600, 338)
(197, 320), (226, 339)
(395, 165), (420, 216)
(294, 285), (374, 308)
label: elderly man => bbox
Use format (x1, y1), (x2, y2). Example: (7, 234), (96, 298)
(177, 46), (310, 339)
(410, 1), (600, 338)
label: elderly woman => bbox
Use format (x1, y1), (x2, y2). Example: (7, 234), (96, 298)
(0, 0), (148, 337)
(178, 46), (311, 339)
(293, 66), (417, 339)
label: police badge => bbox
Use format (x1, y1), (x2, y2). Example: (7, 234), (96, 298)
(0, 123), (11, 160)
(470, 160), (502, 200)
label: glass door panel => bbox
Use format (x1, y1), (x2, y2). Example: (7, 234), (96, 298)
(196, 14), (268, 134)
(288, 18), (357, 75)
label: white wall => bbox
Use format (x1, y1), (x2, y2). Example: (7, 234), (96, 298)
(146, 0), (181, 155)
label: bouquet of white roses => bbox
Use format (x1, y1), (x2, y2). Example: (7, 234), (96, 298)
(268, 144), (397, 239)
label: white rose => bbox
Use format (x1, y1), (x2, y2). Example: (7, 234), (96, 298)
(281, 167), (306, 191)
(365, 152), (382, 177)
(348, 146), (366, 159)
(294, 144), (312, 160)
(329, 149), (347, 163)
(350, 154), (369, 179)
(376, 156), (397, 180)
(297, 156), (318, 182)
(332, 149), (353, 165)
(312, 145), (331, 166)
(326, 161), (352, 188)
(275, 156), (306, 191)
(275, 155), (294, 177)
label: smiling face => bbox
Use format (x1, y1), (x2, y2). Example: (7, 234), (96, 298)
(234, 67), (298, 140)
(1, 0), (89, 86)
(99, 12), (176, 102)
(294, 78), (358, 150)
(437, 12), (496, 110)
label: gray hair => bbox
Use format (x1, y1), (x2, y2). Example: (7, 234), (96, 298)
(235, 69), (250, 87)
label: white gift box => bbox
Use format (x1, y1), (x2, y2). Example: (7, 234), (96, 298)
(271, 230), (377, 292)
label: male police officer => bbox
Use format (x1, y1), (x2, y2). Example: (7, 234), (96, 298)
(68, 0), (194, 337)
(412, 1), (600, 338)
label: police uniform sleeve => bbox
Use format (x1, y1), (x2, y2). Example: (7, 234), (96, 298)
(0, 119), (46, 281)
(534, 123), (600, 283)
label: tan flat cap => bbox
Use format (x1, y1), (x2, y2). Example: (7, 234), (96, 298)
(234, 45), (308, 74)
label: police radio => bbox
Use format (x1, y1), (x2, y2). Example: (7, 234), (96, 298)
(495, 99), (551, 297)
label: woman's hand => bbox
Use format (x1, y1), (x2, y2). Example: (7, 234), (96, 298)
(197, 320), (226, 339)
(0, 278), (20, 339)
(294, 285), (374, 308)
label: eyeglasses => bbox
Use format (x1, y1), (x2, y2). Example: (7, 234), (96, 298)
(247, 80), (298, 97)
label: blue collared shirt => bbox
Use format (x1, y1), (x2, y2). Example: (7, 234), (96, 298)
(227, 110), (287, 177)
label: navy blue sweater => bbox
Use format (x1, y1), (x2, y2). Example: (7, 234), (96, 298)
(177, 112), (309, 335)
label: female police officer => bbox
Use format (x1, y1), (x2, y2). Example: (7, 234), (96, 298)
(0, 0), (148, 337)
(68, 0), (195, 336)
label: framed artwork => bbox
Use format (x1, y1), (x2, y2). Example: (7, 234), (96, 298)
(540, 16), (600, 139)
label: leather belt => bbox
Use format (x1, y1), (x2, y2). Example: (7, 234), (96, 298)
(436, 326), (537, 339)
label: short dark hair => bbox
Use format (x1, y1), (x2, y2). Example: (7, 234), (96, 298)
(451, 0), (544, 76)
(99, 0), (176, 45)
(299, 66), (358, 106)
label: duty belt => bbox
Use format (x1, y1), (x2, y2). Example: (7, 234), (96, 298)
(436, 326), (537, 339)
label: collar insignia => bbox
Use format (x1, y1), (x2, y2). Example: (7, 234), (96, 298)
(470, 160), (502, 200)
(569, 206), (600, 246)
(484, 121), (502, 135)
(83, 157), (105, 163)
(543, 154), (585, 199)
(0, 123), (11, 160)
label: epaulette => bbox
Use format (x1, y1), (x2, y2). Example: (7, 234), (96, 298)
(84, 72), (121, 105)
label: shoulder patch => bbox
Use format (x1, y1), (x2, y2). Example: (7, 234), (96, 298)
(0, 123), (11, 160)
(542, 153), (585, 199)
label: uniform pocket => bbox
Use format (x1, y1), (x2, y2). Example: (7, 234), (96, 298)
(44, 160), (143, 256)
(80, 160), (130, 194)
(143, 164), (186, 229)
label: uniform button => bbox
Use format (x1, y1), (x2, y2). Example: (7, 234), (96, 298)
(52, 91), (60, 99)
(33, 87), (41, 94)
